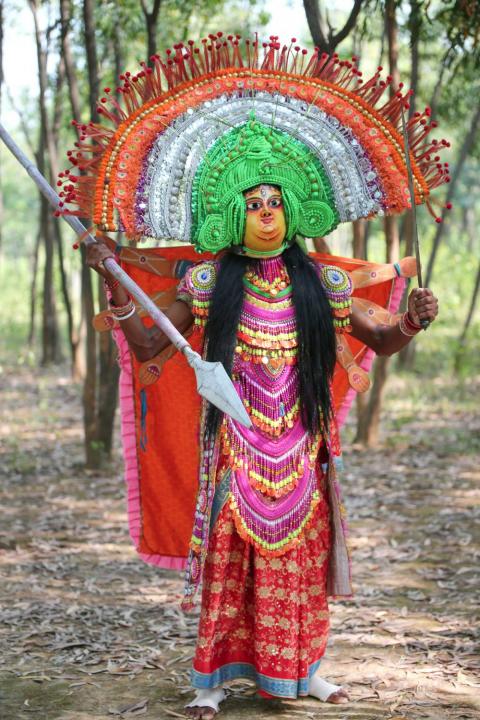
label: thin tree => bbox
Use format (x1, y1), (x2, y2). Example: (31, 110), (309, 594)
(425, 100), (480, 287)
(303, 0), (364, 55)
(140, 0), (163, 62)
(356, 0), (400, 446)
(82, 0), (120, 467)
(398, 0), (422, 369)
(454, 259), (480, 373)
(29, 0), (62, 364)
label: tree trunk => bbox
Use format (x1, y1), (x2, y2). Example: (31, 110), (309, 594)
(60, 0), (85, 380)
(313, 237), (331, 254)
(28, 228), (41, 345)
(303, 0), (364, 55)
(82, 0), (119, 467)
(352, 219), (367, 260)
(29, 0), (62, 364)
(398, 0), (421, 369)
(51, 55), (78, 371)
(425, 101), (480, 287)
(41, 204), (61, 363)
(454, 259), (480, 373)
(356, 0), (399, 447)
(83, 0), (99, 122)
(140, 0), (163, 62)
(81, 251), (100, 467)
(112, 9), (123, 96)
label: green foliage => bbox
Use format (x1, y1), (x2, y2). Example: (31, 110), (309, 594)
(1, 0), (478, 377)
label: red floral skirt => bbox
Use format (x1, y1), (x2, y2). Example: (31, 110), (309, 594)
(191, 473), (331, 698)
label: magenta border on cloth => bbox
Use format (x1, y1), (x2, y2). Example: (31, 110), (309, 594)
(114, 327), (186, 571)
(336, 275), (406, 429)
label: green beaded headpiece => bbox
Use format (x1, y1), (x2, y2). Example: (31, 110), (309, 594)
(191, 115), (339, 253)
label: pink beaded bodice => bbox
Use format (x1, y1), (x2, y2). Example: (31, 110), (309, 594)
(179, 255), (325, 555)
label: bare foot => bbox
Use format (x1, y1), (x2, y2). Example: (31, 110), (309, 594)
(185, 707), (217, 719)
(325, 688), (349, 704)
(308, 674), (349, 703)
(185, 688), (225, 718)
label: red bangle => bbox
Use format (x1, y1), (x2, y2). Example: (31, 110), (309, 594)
(104, 277), (120, 291)
(399, 312), (421, 336)
(405, 311), (422, 330)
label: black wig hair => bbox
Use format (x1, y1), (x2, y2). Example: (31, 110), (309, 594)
(203, 242), (337, 439)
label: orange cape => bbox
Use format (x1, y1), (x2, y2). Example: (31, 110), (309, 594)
(108, 247), (407, 569)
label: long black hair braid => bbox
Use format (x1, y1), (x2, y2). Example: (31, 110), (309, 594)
(203, 243), (337, 439)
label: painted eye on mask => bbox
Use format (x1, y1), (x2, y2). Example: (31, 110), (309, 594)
(246, 200), (263, 212)
(268, 197), (282, 208)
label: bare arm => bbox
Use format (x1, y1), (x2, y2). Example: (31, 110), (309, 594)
(86, 241), (193, 361)
(350, 288), (439, 356)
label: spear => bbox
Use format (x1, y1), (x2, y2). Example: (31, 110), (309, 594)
(0, 122), (252, 428)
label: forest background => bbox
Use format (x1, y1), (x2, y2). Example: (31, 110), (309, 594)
(1, 2), (479, 719)
(0, 0), (479, 466)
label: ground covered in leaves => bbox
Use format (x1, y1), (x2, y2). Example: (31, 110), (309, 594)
(1, 364), (479, 720)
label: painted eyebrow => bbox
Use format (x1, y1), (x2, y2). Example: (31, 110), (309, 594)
(245, 194), (282, 200)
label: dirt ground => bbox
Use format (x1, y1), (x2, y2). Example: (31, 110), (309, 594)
(0, 365), (479, 720)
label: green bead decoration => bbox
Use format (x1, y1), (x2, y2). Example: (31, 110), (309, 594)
(297, 200), (336, 238)
(191, 114), (339, 253)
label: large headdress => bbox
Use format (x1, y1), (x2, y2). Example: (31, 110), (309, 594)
(59, 34), (449, 251)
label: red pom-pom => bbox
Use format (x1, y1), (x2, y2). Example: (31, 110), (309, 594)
(72, 243), (80, 250)
(446, 202), (452, 210)
(54, 210), (61, 217)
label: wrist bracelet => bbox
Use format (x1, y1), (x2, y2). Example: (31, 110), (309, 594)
(116, 305), (136, 321)
(110, 298), (135, 319)
(399, 311), (421, 337)
(104, 277), (120, 291)
(405, 311), (422, 330)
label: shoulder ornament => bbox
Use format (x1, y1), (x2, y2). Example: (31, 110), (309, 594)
(318, 264), (353, 333)
(186, 261), (218, 327)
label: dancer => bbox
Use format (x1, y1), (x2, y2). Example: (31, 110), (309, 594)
(61, 34), (445, 719)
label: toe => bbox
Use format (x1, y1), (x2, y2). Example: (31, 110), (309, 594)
(326, 689), (349, 704)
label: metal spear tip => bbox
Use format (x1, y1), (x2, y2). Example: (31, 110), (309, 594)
(183, 348), (252, 428)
